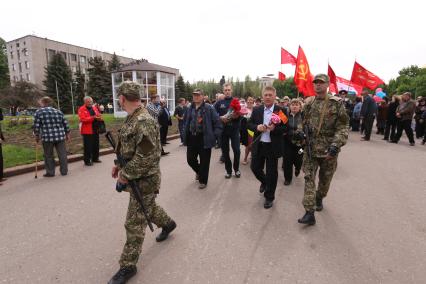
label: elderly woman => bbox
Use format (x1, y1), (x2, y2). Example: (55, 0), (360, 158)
(78, 96), (103, 166)
(282, 99), (304, 185)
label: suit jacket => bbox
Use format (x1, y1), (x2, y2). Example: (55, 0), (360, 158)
(247, 104), (287, 158)
(158, 107), (172, 127)
(360, 95), (377, 118)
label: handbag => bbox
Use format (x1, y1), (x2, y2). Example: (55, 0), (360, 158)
(94, 120), (106, 134)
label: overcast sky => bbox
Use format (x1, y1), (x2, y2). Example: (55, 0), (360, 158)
(1, 0), (425, 83)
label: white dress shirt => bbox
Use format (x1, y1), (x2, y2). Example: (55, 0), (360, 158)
(260, 104), (275, 142)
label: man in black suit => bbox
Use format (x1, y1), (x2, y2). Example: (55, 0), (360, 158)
(248, 86), (287, 209)
(360, 91), (377, 141)
(159, 99), (172, 146)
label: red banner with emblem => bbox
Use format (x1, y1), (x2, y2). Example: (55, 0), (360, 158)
(281, 47), (297, 65)
(350, 61), (384, 90)
(294, 46), (315, 97)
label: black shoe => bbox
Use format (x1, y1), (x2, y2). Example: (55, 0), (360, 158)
(259, 184), (266, 193)
(164, 142), (170, 144)
(156, 220), (177, 242)
(298, 211), (316, 225)
(61, 173), (68, 176)
(390, 141), (398, 144)
(108, 266), (137, 284)
(295, 169), (300, 177)
(93, 160), (102, 163)
(264, 199), (273, 209)
(410, 142), (415, 146)
(161, 151), (170, 156)
(284, 180), (291, 186)
(316, 197), (323, 211)
(84, 162), (93, 166)
(225, 173), (232, 179)
(43, 173), (55, 177)
(382, 138), (388, 140)
(234, 170), (241, 178)
(422, 141), (425, 145)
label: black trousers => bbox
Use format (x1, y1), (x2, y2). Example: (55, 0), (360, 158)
(363, 116), (375, 140)
(415, 120), (425, 138)
(221, 129), (240, 174)
(82, 134), (99, 164)
(394, 120), (415, 143)
(160, 125), (169, 145)
(352, 118), (360, 131)
(250, 142), (279, 201)
(384, 120), (397, 141)
(283, 140), (302, 182)
(186, 134), (212, 184)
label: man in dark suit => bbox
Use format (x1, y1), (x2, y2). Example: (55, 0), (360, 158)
(248, 86), (287, 209)
(158, 99), (172, 146)
(360, 91), (377, 141)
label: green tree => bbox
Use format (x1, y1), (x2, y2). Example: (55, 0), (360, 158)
(87, 56), (111, 104)
(175, 75), (187, 102)
(0, 81), (43, 109)
(414, 74), (426, 98)
(0, 37), (10, 89)
(273, 76), (298, 98)
(43, 53), (73, 113)
(73, 67), (86, 107)
(108, 52), (121, 72)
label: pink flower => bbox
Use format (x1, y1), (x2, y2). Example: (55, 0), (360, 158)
(270, 113), (281, 125)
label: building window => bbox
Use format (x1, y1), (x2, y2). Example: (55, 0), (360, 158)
(80, 56), (86, 64)
(70, 53), (77, 61)
(18, 63), (22, 73)
(12, 64), (15, 71)
(81, 68), (86, 75)
(16, 42), (20, 48)
(23, 48), (29, 56)
(60, 51), (67, 61)
(25, 61), (30, 69)
(26, 74), (30, 81)
(20, 74), (23, 81)
(48, 49), (56, 60)
(17, 50), (20, 60)
(23, 41), (26, 45)
(10, 51), (13, 59)
(71, 66), (77, 73)
(13, 76), (18, 82)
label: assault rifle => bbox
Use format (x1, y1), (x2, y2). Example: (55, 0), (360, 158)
(303, 124), (313, 161)
(105, 131), (154, 232)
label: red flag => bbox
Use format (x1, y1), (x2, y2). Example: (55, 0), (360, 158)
(328, 64), (338, 94)
(281, 47), (296, 65)
(278, 71), (286, 81)
(294, 46), (315, 97)
(350, 61), (384, 90)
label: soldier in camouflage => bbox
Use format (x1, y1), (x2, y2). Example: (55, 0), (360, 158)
(108, 82), (176, 284)
(298, 74), (349, 226)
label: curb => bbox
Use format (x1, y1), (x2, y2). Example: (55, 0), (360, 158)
(4, 134), (181, 178)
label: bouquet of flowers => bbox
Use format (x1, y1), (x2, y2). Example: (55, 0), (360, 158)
(222, 98), (241, 122)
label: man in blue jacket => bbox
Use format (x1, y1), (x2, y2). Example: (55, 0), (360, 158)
(183, 89), (222, 189)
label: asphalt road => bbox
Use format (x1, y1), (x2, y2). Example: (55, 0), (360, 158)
(1, 132), (425, 284)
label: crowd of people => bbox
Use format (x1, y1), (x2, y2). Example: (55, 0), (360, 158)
(2, 75), (424, 283)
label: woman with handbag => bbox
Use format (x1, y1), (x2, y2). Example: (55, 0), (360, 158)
(78, 96), (104, 166)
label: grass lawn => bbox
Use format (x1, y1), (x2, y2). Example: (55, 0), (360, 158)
(3, 144), (38, 168)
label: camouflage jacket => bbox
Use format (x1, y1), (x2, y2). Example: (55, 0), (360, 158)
(303, 94), (349, 158)
(117, 105), (162, 194)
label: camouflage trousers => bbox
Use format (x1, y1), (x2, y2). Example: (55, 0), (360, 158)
(302, 155), (338, 211)
(119, 193), (172, 268)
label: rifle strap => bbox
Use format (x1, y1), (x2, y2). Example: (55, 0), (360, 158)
(317, 94), (329, 136)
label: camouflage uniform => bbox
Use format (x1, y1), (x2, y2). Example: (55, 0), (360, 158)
(302, 93), (349, 211)
(116, 88), (172, 268)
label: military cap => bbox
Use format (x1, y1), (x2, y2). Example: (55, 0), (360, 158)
(339, 90), (348, 95)
(118, 81), (141, 101)
(312, 74), (330, 83)
(192, 88), (204, 96)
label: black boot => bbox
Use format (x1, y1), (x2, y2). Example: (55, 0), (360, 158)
(298, 211), (316, 225)
(156, 220), (177, 242)
(316, 196), (323, 211)
(108, 266), (137, 284)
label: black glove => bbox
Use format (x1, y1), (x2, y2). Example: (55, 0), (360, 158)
(327, 145), (339, 157)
